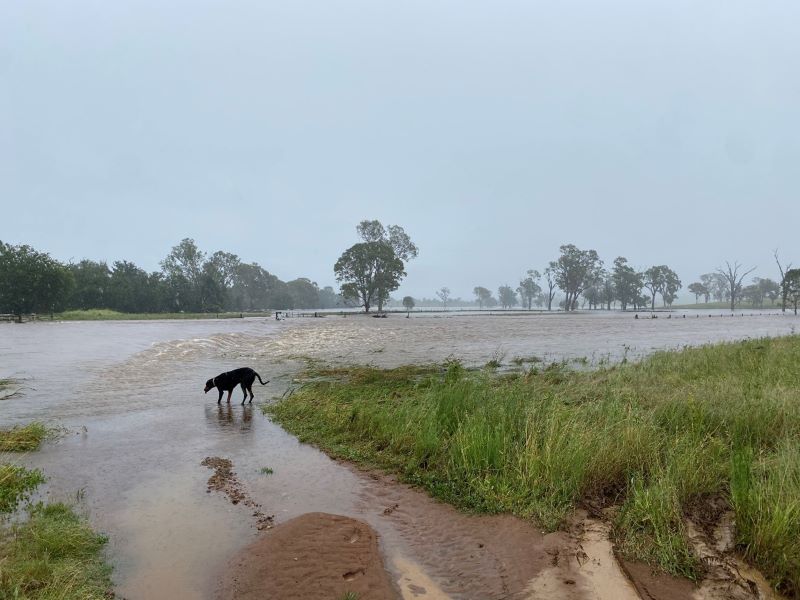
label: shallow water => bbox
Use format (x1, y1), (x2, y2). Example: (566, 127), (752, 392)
(1, 311), (798, 599)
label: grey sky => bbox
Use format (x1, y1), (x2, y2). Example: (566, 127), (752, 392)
(2, 0), (798, 300)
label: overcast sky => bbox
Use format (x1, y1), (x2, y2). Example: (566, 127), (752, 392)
(2, 1), (798, 299)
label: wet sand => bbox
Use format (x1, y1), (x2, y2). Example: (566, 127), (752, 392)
(1, 311), (797, 599)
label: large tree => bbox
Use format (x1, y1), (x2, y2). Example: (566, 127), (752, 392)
(775, 250), (793, 312)
(354, 220), (418, 312)
(0, 243), (73, 316)
(334, 241), (405, 313)
(716, 261), (756, 312)
(552, 245), (602, 311)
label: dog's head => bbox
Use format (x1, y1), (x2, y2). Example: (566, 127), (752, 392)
(204, 378), (214, 393)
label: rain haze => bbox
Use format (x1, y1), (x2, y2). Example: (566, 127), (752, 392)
(2, 0), (799, 299)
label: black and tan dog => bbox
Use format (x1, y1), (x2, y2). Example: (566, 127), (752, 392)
(204, 367), (269, 404)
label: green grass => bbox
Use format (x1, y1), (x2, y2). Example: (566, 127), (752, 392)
(1, 420), (113, 598)
(266, 337), (800, 595)
(0, 422), (49, 452)
(0, 464), (45, 514)
(0, 502), (112, 599)
(670, 301), (780, 310)
(259, 466), (274, 475)
(52, 309), (272, 321)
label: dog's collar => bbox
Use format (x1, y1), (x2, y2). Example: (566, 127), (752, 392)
(212, 377), (216, 387)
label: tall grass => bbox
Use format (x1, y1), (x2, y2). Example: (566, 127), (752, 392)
(0, 503), (112, 599)
(267, 336), (800, 595)
(0, 422), (49, 452)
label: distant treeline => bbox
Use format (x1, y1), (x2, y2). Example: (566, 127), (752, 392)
(420, 245), (797, 313)
(0, 238), (345, 316)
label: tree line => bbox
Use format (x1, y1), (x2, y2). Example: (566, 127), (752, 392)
(0, 238), (343, 316)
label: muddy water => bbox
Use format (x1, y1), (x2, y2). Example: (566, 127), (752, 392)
(1, 311), (798, 599)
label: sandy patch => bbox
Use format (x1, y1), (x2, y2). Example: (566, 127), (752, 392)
(201, 456), (274, 530)
(216, 512), (397, 600)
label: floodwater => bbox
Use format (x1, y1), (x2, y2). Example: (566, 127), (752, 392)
(1, 310), (798, 599)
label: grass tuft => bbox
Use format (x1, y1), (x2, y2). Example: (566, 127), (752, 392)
(0, 502), (112, 599)
(0, 422), (49, 452)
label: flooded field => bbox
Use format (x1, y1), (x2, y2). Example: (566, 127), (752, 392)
(1, 310), (798, 599)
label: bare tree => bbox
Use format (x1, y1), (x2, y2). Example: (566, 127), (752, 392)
(436, 287), (451, 310)
(774, 249), (793, 313)
(716, 261), (756, 312)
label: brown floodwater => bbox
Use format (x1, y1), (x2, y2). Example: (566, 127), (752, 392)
(1, 311), (798, 599)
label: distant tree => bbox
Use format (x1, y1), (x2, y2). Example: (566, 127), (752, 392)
(716, 261), (756, 312)
(108, 261), (162, 312)
(334, 242), (405, 313)
(688, 282), (708, 304)
(662, 268), (682, 307)
(775, 250), (793, 312)
(473, 286), (492, 309)
(600, 273), (615, 310)
(758, 278), (781, 306)
(161, 238), (206, 311)
(0, 243), (74, 316)
(498, 285), (517, 309)
(355, 220), (418, 312)
(436, 287), (451, 309)
(517, 270), (541, 310)
(287, 278), (320, 309)
(67, 260), (111, 310)
(783, 269), (800, 315)
(318, 286), (341, 309)
(402, 295), (415, 316)
(544, 264), (558, 311)
(551, 245), (602, 311)
(642, 266), (679, 309)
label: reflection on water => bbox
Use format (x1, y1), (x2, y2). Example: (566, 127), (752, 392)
(206, 404), (253, 433)
(1, 311), (798, 599)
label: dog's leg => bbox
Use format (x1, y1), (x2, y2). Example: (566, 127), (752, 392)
(241, 383), (248, 405)
(248, 385), (254, 403)
(226, 390), (232, 403)
(218, 389), (223, 404)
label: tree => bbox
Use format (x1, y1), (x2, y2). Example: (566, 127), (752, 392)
(160, 238), (206, 311)
(355, 220), (418, 312)
(716, 261), (756, 312)
(402, 295), (415, 316)
(688, 282), (708, 304)
(498, 285), (517, 309)
(0, 243), (74, 316)
(334, 242), (405, 313)
(775, 250), (793, 312)
(544, 263), (558, 311)
(552, 245), (602, 311)
(611, 256), (644, 310)
(643, 266), (667, 310)
(436, 287), (451, 309)
(67, 260), (111, 310)
(473, 286), (492, 309)
(517, 270), (541, 310)
(287, 278), (320, 309)
(662, 268), (682, 307)
(783, 269), (800, 315)
(758, 278), (781, 306)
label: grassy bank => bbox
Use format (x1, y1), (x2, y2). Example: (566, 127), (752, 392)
(267, 337), (800, 595)
(51, 308), (272, 321)
(1, 423), (113, 598)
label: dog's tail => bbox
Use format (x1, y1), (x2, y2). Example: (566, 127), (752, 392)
(254, 372), (270, 386)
